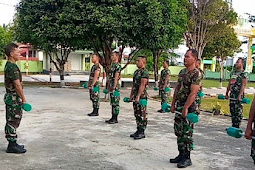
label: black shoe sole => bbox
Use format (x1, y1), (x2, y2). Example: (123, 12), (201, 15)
(6, 149), (26, 154)
(87, 114), (99, 116)
(134, 136), (145, 140)
(108, 121), (118, 124)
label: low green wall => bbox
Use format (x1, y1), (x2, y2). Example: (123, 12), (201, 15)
(0, 60), (43, 73)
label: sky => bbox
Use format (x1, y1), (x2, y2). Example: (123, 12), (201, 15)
(0, 0), (254, 26)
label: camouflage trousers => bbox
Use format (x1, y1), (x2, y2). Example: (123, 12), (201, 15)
(110, 92), (120, 115)
(251, 127), (255, 164)
(89, 87), (100, 109)
(133, 100), (147, 130)
(174, 113), (194, 152)
(229, 100), (243, 128)
(195, 97), (202, 114)
(159, 89), (170, 106)
(4, 92), (23, 142)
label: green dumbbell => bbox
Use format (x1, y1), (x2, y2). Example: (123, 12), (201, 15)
(241, 98), (251, 104)
(123, 97), (131, 103)
(153, 86), (159, 91)
(175, 111), (199, 124)
(198, 92), (204, 98)
(123, 97), (147, 106)
(82, 82), (88, 88)
(114, 90), (120, 97)
(103, 89), (108, 94)
(165, 87), (171, 93)
(93, 86), (99, 93)
(22, 103), (32, 112)
(162, 103), (171, 112)
(218, 94), (226, 100)
(226, 127), (255, 139)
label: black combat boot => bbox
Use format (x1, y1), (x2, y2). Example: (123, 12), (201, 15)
(6, 141), (26, 154)
(108, 114), (118, 124)
(130, 127), (139, 138)
(157, 109), (165, 113)
(134, 128), (145, 140)
(177, 151), (192, 168)
(170, 151), (184, 163)
(105, 114), (113, 123)
(88, 108), (99, 116)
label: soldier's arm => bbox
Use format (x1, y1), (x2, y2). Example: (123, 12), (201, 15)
(245, 95), (255, 139)
(113, 72), (120, 90)
(225, 80), (231, 98)
(136, 78), (148, 100)
(163, 74), (170, 88)
(238, 78), (248, 100)
(183, 84), (200, 111)
(14, 79), (26, 103)
(91, 69), (100, 87)
(171, 82), (181, 112)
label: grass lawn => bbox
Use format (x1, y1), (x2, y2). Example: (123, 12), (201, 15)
(152, 94), (254, 119)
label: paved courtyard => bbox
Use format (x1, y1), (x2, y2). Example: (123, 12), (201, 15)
(0, 87), (253, 170)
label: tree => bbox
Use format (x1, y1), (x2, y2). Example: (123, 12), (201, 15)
(141, 0), (188, 84)
(184, 0), (238, 59)
(203, 26), (241, 87)
(74, 0), (166, 77)
(14, 0), (83, 87)
(0, 26), (13, 58)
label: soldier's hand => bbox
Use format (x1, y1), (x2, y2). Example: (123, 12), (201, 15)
(237, 95), (241, 101)
(88, 86), (92, 89)
(225, 94), (229, 99)
(170, 105), (176, 113)
(245, 128), (253, 140)
(135, 96), (140, 103)
(130, 95), (134, 101)
(182, 108), (188, 118)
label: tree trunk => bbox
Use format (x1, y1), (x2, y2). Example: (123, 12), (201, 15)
(219, 60), (223, 88)
(59, 64), (65, 87)
(153, 52), (159, 87)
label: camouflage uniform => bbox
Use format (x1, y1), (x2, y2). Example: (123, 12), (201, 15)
(252, 124), (255, 164)
(159, 68), (171, 106)
(109, 63), (122, 115)
(229, 70), (248, 128)
(89, 64), (101, 109)
(174, 68), (202, 152)
(132, 68), (149, 130)
(4, 61), (23, 142)
(196, 68), (204, 111)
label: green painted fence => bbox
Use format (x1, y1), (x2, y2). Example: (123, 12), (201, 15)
(0, 60), (43, 73)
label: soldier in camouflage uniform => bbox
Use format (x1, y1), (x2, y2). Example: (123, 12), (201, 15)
(129, 56), (149, 140)
(4, 43), (27, 154)
(87, 54), (101, 116)
(195, 59), (205, 112)
(245, 96), (255, 164)
(226, 58), (248, 128)
(105, 52), (122, 124)
(158, 60), (171, 113)
(170, 49), (202, 168)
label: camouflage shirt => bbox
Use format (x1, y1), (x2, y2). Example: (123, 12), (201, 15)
(109, 63), (122, 90)
(89, 63), (101, 87)
(4, 61), (22, 93)
(176, 68), (202, 112)
(133, 68), (149, 99)
(159, 68), (171, 89)
(229, 70), (248, 99)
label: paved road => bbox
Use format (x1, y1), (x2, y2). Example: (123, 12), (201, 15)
(0, 87), (253, 169)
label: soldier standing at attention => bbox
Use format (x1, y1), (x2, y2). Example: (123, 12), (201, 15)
(105, 52), (122, 124)
(88, 54), (101, 116)
(4, 43), (27, 153)
(170, 49), (202, 168)
(158, 60), (171, 113)
(195, 59), (204, 112)
(129, 56), (149, 140)
(225, 58), (248, 128)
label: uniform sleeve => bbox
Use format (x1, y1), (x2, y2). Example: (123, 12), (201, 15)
(142, 70), (149, 79)
(191, 71), (202, 85)
(96, 65), (101, 73)
(9, 65), (20, 81)
(167, 69), (171, 76)
(243, 72), (248, 80)
(116, 64), (122, 73)
(177, 69), (184, 83)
